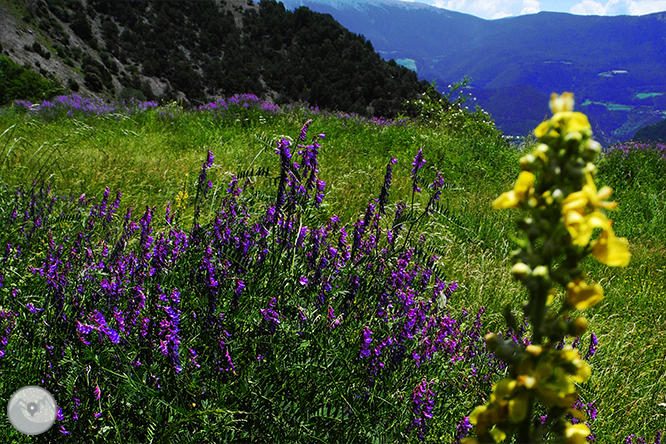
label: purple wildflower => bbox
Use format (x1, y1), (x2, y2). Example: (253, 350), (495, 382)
(299, 119), (313, 141)
(586, 332), (598, 359)
(360, 326), (373, 358)
(378, 157), (397, 215)
(411, 148), (426, 192)
(260, 297), (281, 333)
(411, 379), (434, 441)
(454, 416), (473, 443)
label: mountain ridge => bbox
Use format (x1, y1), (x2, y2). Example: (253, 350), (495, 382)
(280, 0), (666, 141)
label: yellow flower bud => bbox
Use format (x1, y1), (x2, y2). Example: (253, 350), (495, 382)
(520, 153), (536, 169)
(584, 139), (601, 156)
(532, 265), (549, 277)
(534, 143), (549, 163)
(485, 333), (500, 352)
(550, 92), (575, 114)
(564, 131), (582, 143)
(526, 344), (544, 355)
(517, 374), (537, 389)
(585, 162), (597, 175)
(512, 262), (531, 279)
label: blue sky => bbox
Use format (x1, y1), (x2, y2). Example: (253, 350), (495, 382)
(397, 0), (666, 19)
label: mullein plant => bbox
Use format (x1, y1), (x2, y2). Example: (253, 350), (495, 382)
(463, 93), (631, 443)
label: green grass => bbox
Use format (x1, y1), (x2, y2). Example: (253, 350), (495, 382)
(0, 103), (664, 442)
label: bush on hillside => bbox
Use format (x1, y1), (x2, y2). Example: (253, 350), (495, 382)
(0, 55), (62, 106)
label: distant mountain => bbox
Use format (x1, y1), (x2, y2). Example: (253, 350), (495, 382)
(0, 0), (430, 117)
(281, 0), (666, 142)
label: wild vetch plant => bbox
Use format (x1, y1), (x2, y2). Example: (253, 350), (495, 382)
(0, 118), (499, 442)
(463, 93), (631, 443)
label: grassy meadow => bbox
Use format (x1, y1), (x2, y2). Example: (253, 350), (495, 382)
(0, 95), (664, 442)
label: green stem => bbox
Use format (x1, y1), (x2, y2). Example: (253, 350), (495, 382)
(517, 392), (536, 443)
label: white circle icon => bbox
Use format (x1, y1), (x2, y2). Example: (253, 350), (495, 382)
(7, 386), (58, 435)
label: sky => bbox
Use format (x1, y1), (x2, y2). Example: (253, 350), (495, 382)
(397, 0), (666, 19)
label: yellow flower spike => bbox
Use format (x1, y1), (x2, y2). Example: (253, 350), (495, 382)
(536, 93), (591, 139)
(493, 171), (536, 210)
(564, 423), (591, 444)
(591, 229), (631, 267)
(567, 279), (604, 309)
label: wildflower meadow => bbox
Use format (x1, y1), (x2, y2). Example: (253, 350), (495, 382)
(0, 92), (664, 443)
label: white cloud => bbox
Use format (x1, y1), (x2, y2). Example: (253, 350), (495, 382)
(570, 0), (607, 14)
(419, 0), (663, 17)
(439, 0), (523, 19)
(521, 0), (541, 14)
(628, 0), (666, 14)
(570, 0), (666, 15)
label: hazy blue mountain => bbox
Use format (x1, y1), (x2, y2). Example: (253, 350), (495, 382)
(281, 0), (666, 142)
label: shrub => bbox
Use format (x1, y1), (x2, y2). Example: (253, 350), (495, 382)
(0, 55), (61, 106)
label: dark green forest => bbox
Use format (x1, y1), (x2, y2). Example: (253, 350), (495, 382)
(1, 0), (431, 117)
(633, 117), (666, 143)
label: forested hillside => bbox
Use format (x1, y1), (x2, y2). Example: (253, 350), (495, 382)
(0, 0), (431, 116)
